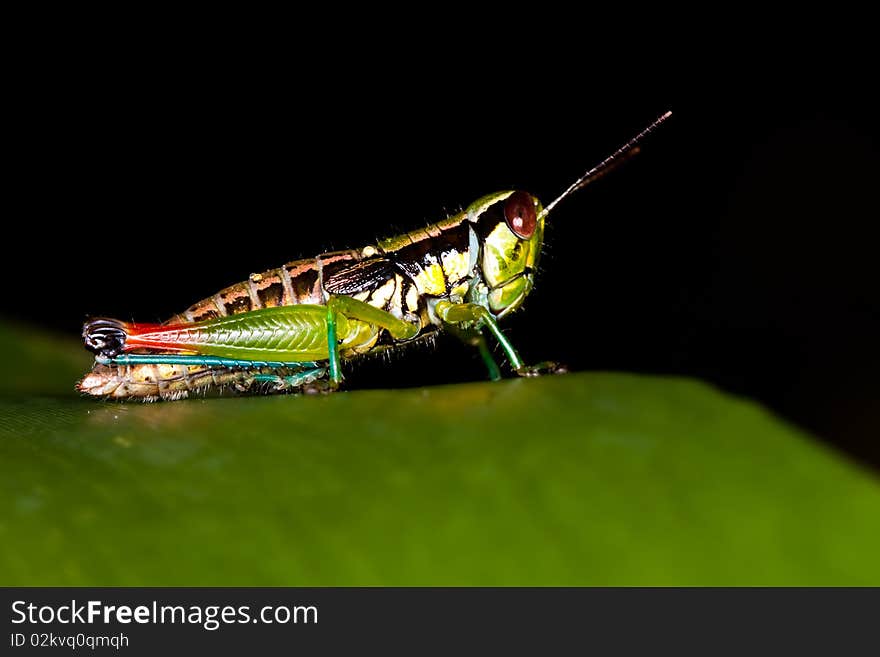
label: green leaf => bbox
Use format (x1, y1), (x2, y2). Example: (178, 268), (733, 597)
(1, 321), (879, 585)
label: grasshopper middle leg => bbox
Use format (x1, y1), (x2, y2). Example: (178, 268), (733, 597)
(434, 300), (562, 377)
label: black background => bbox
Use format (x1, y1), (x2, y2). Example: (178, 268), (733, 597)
(5, 49), (878, 468)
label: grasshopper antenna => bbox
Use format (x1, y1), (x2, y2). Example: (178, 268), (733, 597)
(539, 110), (672, 220)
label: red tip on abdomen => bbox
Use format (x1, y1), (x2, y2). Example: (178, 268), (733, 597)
(122, 322), (199, 354)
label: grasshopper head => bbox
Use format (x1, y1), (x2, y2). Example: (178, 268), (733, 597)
(470, 190), (545, 318)
(468, 111), (673, 319)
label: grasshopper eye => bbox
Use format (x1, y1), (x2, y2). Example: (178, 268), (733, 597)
(504, 191), (537, 239)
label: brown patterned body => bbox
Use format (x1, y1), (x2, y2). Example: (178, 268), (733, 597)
(168, 257), (324, 324)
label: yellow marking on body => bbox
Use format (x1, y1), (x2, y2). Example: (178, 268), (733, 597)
(368, 278), (396, 309)
(441, 249), (470, 284)
(249, 272), (263, 283)
(362, 246), (377, 257)
(405, 285), (420, 313)
(389, 274), (404, 317)
(413, 263), (446, 295)
(353, 291), (370, 302)
(449, 282), (469, 303)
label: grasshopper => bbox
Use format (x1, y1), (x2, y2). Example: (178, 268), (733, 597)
(79, 112), (671, 400)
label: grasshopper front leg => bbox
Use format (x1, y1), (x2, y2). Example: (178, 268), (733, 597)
(434, 300), (562, 378)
